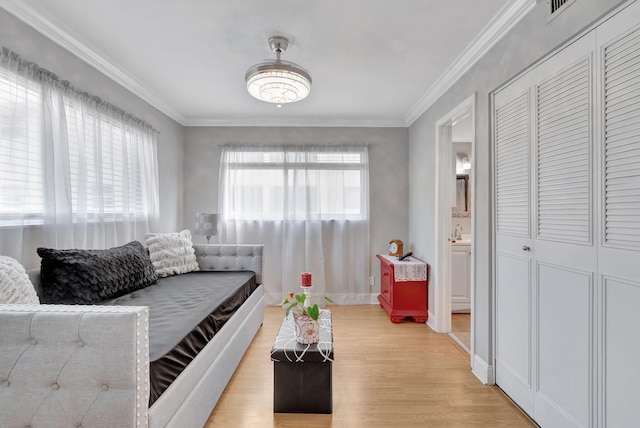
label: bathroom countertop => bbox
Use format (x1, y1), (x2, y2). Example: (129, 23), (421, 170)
(451, 239), (472, 246)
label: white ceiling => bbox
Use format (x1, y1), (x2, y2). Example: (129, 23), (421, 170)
(1, 0), (534, 127)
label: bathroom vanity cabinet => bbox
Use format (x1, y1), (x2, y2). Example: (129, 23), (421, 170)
(451, 244), (471, 312)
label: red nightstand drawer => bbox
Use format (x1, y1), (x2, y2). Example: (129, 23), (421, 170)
(380, 263), (393, 306)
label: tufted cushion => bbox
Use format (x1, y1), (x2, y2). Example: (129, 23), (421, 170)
(193, 244), (263, 284)
(0, 304), (149, 427)
(0, 255), (40, 304)
(145, 230), (199, 277)
(37, 241), (158, 304)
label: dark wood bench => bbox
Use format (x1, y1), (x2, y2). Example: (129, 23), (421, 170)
(271, 309), (333, 413)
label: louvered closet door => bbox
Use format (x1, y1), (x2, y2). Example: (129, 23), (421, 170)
(494, 32), (596, 426)
(596, 3), (640, 426)
(530, 32), (596, 428)
(494, 74), (535, 415)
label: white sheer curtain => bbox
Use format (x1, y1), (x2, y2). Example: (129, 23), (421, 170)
(219, 144), (370, 305)
(0, 47), (159, 268)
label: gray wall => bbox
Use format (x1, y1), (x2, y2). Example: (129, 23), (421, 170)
(183, 126), (410, 292)
(0, 9), (184, 268)
(408, 0), (627, 366)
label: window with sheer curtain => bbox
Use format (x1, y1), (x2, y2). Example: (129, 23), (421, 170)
(219, 144), (370, 305)
(0, 47), (159, 264)
(221, 147), (367, 221)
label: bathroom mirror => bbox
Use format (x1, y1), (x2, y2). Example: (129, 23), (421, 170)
(453, 149), (471, 214)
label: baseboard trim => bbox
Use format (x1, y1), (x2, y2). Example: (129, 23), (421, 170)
(472, 354), (494, 384)
(426, 310), (437, 331)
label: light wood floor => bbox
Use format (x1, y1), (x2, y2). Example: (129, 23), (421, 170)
(205, 305), (536, 428)
(451, 313), (471, 352)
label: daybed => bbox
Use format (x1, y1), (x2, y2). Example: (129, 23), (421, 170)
(0, 243), (264, 428)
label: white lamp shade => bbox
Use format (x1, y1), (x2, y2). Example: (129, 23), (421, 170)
(194, 212), (218, 236)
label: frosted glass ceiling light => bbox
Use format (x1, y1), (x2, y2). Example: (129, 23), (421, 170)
(246, 36), (312, 107)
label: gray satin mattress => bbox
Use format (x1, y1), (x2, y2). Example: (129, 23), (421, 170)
(102, 270), (258, 404)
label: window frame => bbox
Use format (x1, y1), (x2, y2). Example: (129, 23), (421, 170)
(221, 146), (369, 221)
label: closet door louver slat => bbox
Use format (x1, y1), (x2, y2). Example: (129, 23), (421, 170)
(604, 26), (640, 248)
(496, 92), (531, 237)
(536, 58), (592, 243)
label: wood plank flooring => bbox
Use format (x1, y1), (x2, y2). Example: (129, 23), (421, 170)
(205, 305), (536, 428)
(451, 313), (471, 352)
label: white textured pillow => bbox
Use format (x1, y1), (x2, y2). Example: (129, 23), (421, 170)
(145, 229), (199, 277)
(0, 255), (40, 304)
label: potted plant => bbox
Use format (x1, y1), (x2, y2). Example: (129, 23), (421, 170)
(282, 292), (333, 344)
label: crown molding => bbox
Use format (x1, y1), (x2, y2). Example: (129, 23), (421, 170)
(184, 116), (407, 128)
(1, 0), (535, 129)
(403, 0), (536, 126)
(0, 0), (186, 125)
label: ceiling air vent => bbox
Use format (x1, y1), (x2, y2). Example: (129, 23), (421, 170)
(547, 0), (577, 22)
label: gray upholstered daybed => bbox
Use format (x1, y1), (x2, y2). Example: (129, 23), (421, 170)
(0, 244), (264, 428)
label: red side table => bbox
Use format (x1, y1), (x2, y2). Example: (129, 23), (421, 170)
(377, 254), (429, 323)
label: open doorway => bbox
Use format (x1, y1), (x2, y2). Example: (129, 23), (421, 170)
(431, 94), (475, 360)
(449, 114), (472, 353)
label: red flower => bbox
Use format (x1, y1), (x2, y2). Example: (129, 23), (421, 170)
(282, 292), (333, 321)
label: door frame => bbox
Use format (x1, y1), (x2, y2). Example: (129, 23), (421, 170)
(432, 94), (476, 359)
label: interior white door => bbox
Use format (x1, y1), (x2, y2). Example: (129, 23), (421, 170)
(494, 73), (534, 415)
(595, 3), (640, 426)
(530, 33), (596, 428)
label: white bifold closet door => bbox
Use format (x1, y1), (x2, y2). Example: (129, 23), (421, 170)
(596, 4), (640, 427)
(494, 71), (534, 415)
(494, 32), (596, 427)
(494, 1), (640, 426)
(530, 33), (596, 428)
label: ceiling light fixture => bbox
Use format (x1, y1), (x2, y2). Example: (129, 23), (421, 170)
(245, 36), (312, 108)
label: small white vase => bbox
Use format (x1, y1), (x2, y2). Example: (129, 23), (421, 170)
(293, 313), (320, 344)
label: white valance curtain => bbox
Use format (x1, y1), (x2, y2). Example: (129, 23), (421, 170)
(219, 144), (370, 305)
(0, 47), (159, 267)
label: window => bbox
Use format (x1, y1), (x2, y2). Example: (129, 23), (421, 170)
(219, 144), (371, 306)
(64, 100), (151, 219)
(0, 51), (158, 228)
(0, 66), (43, 224)
(220, 146), (369, 221)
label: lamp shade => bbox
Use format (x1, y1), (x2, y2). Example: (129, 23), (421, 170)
(194, 212), (218, 237)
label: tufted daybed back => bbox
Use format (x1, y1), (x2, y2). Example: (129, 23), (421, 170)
(193, 244), (263, 285)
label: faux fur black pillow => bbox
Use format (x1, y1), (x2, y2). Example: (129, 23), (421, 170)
(37, 241), (158, 304)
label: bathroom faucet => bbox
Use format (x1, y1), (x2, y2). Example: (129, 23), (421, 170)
(454, 224), (463, 240)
